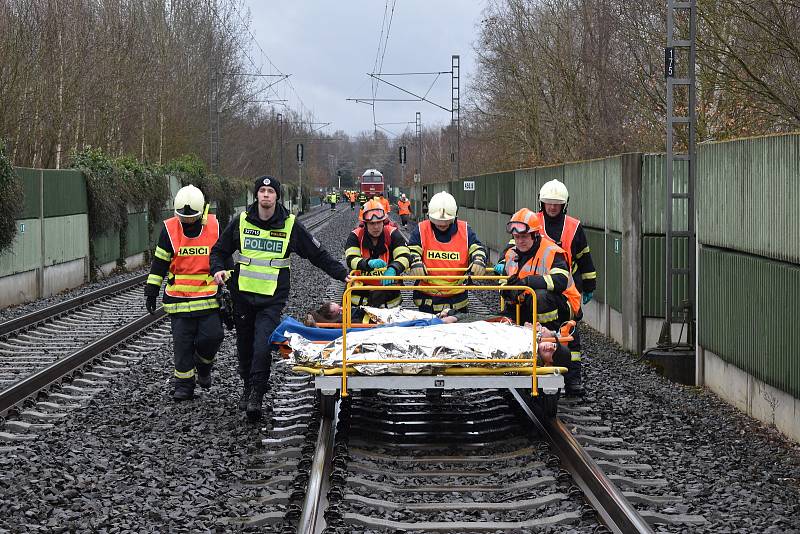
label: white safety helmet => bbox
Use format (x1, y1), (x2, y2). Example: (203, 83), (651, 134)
(427, 191), (457, 222)
(174, 184), (205, 220)
(539, 179), (569, 204)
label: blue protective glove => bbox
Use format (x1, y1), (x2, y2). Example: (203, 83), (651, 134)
(493, 262), (505, 275)
(582, 291), (594, 305)
(367, 259), (387, 270)
(381, 267), (397, 286)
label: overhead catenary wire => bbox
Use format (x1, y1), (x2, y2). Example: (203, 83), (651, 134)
(228, 0), (321, 125)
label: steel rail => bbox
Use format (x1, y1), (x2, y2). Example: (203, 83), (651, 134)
(0, 273), (148, 337)
(0, 307), (166, 416)
(296, 403), (337, 534)
(509, 389), (654, 534)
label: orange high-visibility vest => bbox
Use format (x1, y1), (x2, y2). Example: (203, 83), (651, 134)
(379, 196), (391, 213)
(419, 219), (469, 296)
(397, 199), (411, 215)
(503, 236), (581, 315)
(351, 225), (398, 286)
(164, 215), (219, 299)
(535, 212), (580, 267)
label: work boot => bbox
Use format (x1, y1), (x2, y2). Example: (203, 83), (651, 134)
(196, 362), (213, 389)
(238, 382), (251, 412)
(563, 359), (584, 397)
(564, 381), (585, 397)
(173, 378), (195, 401)
(246, 384), (268, 422)
(196, 372), (212, 389)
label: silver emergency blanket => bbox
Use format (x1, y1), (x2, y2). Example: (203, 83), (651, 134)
(360, 306), (435, 324)
(285, 321), (539, 375)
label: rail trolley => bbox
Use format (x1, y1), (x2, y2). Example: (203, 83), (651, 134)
(358, 168), (384, 196)
(283, 272), (572, 419)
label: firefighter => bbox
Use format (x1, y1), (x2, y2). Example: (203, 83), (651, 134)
(357, 191), (368, 206)
(347, 190), (357, 210)
(406, 191), (486, 314)
(497, 207), (584, 396)
(210, 176), (350, 422)
(344, 199), (412, 316)
(396, 194), (412, 228)
(375, 193), (391, 215)
(145, 185), (224, 401)
(535, 180), (597, 300)
(495, 180), (596, 395)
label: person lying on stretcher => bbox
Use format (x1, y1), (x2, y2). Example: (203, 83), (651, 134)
(532, 323), (570, 367)
(303, 301), (459, 327)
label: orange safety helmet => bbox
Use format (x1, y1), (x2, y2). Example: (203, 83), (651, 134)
(506, 208), (542, 234)
(360, 199), (388, 222)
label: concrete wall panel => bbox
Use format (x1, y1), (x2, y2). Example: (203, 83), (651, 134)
(43, 258), (87, 297)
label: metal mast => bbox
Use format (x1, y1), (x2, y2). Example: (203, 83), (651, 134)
(416, 111), (422, 182)
(451, 55), (460, 180)
(277, 113), (284, 179)
(210, 72), (220, 175)
(662, 0), (697, 346)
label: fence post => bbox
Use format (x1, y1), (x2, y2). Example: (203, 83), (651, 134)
(37, 169), (45, 298)
(621, 153), (643, 353)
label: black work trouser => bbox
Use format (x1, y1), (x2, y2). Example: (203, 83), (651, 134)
(400, 214), (409, 226)
(413, 290), (469, 314)
(233, 299), (283, 389)
(350, 202), (355, 210)
(170, 313), (224, 380)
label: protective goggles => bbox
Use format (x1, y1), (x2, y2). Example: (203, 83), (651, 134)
(362, 208), (387, 222)
(506, 221), (537, 234)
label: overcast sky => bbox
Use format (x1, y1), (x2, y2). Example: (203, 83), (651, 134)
(242, 0), (487, 138)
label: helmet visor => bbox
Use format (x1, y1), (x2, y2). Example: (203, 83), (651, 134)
(506, 221), (534, 234)
(362, 207), (387, 222)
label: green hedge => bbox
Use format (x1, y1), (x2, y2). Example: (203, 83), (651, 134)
(0, 140), (24, 253)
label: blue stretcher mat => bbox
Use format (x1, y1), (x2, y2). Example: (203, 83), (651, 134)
(269, 316), (444, 345)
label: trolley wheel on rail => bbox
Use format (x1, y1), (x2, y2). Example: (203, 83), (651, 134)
(519, 389), (559, 419)
(318, 391), (337, 418)
(534, 391), (560, 419)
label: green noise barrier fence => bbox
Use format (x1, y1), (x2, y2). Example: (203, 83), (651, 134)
(410, 133), (800, 407)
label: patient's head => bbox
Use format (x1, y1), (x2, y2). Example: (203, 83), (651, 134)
(304, 301), (342, 326)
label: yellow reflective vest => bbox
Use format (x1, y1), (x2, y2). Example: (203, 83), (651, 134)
(234, 212), (295, 296)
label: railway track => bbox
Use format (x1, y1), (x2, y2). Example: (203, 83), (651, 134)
(0, 274), (164, 420)
(0, 206), (335, 429)
(288, 386), (707, 534)
(253, 284), (707, 533)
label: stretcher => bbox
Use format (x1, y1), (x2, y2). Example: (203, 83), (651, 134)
(285, 272), (573, 417)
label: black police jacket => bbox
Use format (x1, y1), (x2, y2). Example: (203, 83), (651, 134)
(210, 203), (349, 308)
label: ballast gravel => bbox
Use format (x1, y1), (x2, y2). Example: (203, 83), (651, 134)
(0, 206), (352, 533)
(470, 283), (800, 533)
(2, 208), (799, 533)
(580, 328), (800, 534)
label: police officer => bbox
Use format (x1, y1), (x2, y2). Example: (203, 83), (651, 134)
(210, 176), (350, 422)
(344, 199), (411, 315)
(328, 192), (337, 211)
(145, 185), (225, 401)
(498, 208), (584, 395)
(406, 191), (486, 314)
